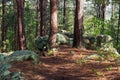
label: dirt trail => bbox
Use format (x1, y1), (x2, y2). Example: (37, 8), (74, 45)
(11, 45), (120, 80)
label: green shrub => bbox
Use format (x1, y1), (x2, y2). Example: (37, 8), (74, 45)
(35, 36), (48, 51)
(0, 54), (6, 62)
(96, 35), (119, 55)
(0, 63), (25, 80)
(56, 33), (68, 44)
(64, 33), (73, 38)
(67, 38), (73, 46)
(6, 50), (39, 64)
(35, 33), (69, 51)
(0, 50), (39, 80)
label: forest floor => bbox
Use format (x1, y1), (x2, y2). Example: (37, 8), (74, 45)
(10, 45), (120, 80)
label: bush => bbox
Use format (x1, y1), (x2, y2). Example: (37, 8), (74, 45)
(0, 63), (25, 80)
(35, 36), (48, 51)
(7, 50), (39, 64)
(0, 50), (39, 80)
(64, 33), (73, 38)
(96, 35), (119, 55)
(56, 33), (68, 44)
(35, 33), (69, 51)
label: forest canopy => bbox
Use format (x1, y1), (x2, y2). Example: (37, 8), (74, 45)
(0, 0), (119, 53)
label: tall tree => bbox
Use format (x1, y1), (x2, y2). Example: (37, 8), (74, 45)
(101, 0), (106, 20)
(73, 0), (84, 48)
(49, 0), (58, 48)
(117, 2), (120, 47)
(94, 0), (106, 19)
(93, 0), (106, 34)
(63, 0), (66, 28)
(111, 1), (114, 30)
(1, 0), (7, 52)
(36, 0), (40, 38)
(40, 0), (48, 36)
(101, 0), (106, 34)
(13, 0), (18, 50)
(16, 0), (26, 50)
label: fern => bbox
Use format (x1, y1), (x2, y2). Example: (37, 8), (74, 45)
(0, 63), (25, 80)
(0, 54), (6, 62)
(5, 50), (39, 64)
(0, 50), (39, 80)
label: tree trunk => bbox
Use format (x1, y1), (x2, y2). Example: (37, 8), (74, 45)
(73, 0), (84, 48)
(13, 0), (18, 50)
(117, 3), (120, 47)
(49, 0), (58, 48)
(95, 3), (101, 18)
(40, 0), (44, 36)
(63, 0), (66, 28)
(40, 0), (47, 36)
(36, 0), (40, 38)
(16, 0), (26, 50)
(1, 0), (7, 52)
(111, 1), (114, 31)
(101, 0), (106, 34)
(43, 0), (48, 35)
(102, 0), (106, 20)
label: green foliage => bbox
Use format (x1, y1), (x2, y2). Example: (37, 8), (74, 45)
(7, 50), (39, 64)
(58, 0), (74, 32)
(0, 0), (119, 55)
(98, 35), (119, 55)
(35, 36), (48, 51)
(47, 48), (58, 56)
(78, 50), (120, 63)
(84, 17), (101, 36)
(2, 39), (11, 52)
(63, 33), (73, 46)
(35, 33), (69, 51)
(76, 37), (120, 63)
(0, 54), (6, 62)
(0, 50), (39, 80)
(25, 5), (36, 50)
(56, 33), (68, 44)
(84, 17), (110, 36)
(0, 63), (25, 80)
(67, 38), (73, 47)
(64, 33), (73, 38)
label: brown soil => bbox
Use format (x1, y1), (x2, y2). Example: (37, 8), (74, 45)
(10, 45), (120, 80)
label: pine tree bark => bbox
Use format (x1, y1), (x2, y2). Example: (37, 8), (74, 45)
(1, 0), (7, 52)
(63, 0), (66, 28)
(102, 0), (106, 20)
(73, 0), (84, 48)
(40, 0), (47, 36)
(36, 0), (40, 38)
(49, 0), (58, 48)
(13, 0), (18, 50)
(117, 3), (120, 47)
(111, 2), (114, 31)
(101, 0), (106, 34)
(43, 0), (48, 35)
(40, 0), (44, 36)
(16, 0), (26, 50)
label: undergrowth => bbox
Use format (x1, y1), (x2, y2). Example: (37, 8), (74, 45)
(0, 50), (39, 80)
